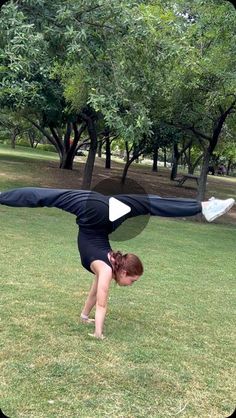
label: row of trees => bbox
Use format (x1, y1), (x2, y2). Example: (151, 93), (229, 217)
(0, 0), (235, 199)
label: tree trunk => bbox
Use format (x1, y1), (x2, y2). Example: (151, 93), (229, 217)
(60, 150), (74, 170)
(60, 122), (72, 169)
(26, 117), (88, 169)
(152, 145), (159, 172)
(97, 140), (102, 158)
(196, 99), (236, 200)
(47, 125), (64, 164)
(60, 122), (86, 169)
(184, 146), (203, 174)
(121, 159), (133, 184)
(197, 149), (211, 201)
(28, 131), (33, 148)
(81, 117), (98, 189)
(170, 143), (180, 180)
(226, 158), (232, 176)
(121, 141), (145, 184)
(11, 127), (19, 149)
(163, 147), (167, 167)
(187, 146), (193, 174)
(11, 132), (16, 149)
(194, 154), (203, 171)
(105, 133), (111, 169)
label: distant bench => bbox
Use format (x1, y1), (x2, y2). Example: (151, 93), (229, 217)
(174, 174), (200, 187)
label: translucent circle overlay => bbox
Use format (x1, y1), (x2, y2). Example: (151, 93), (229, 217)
(92, 177), (150, 242)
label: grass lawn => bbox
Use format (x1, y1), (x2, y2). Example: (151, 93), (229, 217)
(1, 145), (236, 417)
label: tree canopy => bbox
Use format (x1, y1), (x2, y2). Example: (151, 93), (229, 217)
(0, 0), (235, 196)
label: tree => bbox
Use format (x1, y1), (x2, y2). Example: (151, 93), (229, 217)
(0, 1), (156, 187)
(214, 119), (236, 174)
(0, 1), (128, 184)
(162, 0), (236, 199)
(1, 0), (235, 193)
(121, 136), (147, 184)
(0, 2), (92, 171)
(0, 110), (23, 148)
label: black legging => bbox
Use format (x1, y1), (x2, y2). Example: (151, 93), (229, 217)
(0, 187), (202, 230)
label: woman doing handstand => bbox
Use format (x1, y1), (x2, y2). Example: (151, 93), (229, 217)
(0, 187), (234, 339)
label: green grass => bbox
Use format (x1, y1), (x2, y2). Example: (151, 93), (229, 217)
(0, 143), (59, 162)
(0, 144), (60, 190)
(1, 145), (236, 417)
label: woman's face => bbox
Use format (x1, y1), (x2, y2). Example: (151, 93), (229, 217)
(116, 271), (140, 286)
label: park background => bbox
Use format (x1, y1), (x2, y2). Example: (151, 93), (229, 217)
(0, 1), (236, 417)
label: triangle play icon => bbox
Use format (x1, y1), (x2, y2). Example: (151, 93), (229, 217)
(109, 197), (131, 222)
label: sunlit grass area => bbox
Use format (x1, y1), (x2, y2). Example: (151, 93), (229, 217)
(0, 143), (60, 161)
(1, 145), (236, 417)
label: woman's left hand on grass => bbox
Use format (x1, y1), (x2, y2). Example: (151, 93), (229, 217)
(81, 317), (95, 324)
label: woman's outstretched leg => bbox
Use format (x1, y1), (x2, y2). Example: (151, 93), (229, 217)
(148, 195), (202, 217)
(0, 187), (73, 209)
(0, 187), (106, 221)
(147, 195), (235, 221)
(115, 194), (202, 219)
(0, 187), (112, 228)
(116, 194), (235, 222)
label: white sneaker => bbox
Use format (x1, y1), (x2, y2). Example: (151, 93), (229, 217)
(202, 198), (235, 222)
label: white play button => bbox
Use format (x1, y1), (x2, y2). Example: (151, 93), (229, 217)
(109, 197), (131, 222)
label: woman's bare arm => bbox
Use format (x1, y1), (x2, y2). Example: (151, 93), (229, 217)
(89, 261), (113, 338)
(81, 277), (98, 321)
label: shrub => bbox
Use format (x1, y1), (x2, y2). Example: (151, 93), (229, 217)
(16, 138), (31, 147)
(37, 143), (57, 153)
